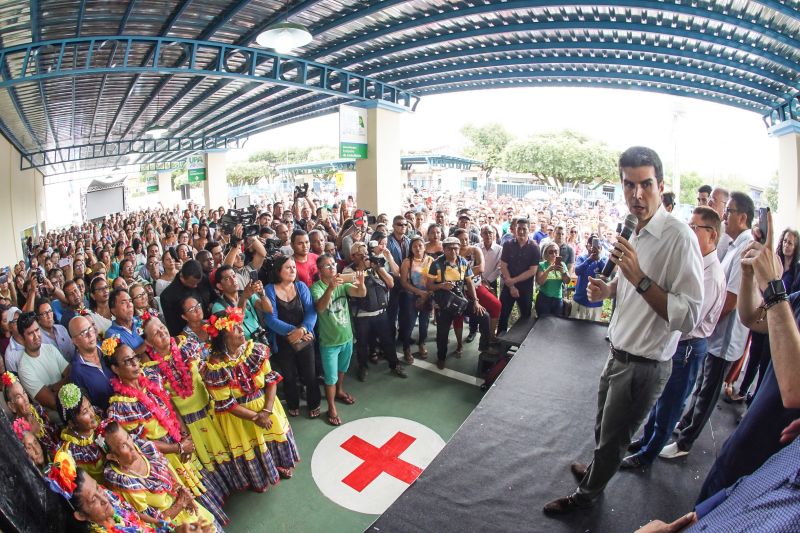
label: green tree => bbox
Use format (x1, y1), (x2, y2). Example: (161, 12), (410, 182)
(460, 123), (513, 178)
(678, 171), (705, 205)
(765, 172), (779, 211)
(501, 130), (618, 189)
(226, 160), (274, 187)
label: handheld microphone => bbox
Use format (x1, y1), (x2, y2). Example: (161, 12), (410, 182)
(600, 214), (637, 278)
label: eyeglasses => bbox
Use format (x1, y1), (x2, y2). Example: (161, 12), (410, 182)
(321, 264), (337, 270)
(132, 292), (148, 301)
(184, 302), (202, 313)
(689, 223), (715, 231)
(118, 355), (138, 368)
(93, 285), (109, 292)
(395, 223), (408, 227)
(73, 324), (96, 339)
(37, 309), (53, 318)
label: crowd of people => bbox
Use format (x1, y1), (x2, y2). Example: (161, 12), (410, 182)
(1, 146), (798, 531)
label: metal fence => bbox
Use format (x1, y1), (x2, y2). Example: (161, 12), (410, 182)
(487, 181), (617, 202)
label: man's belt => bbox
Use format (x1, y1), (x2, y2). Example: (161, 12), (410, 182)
(610, 346), (658, 365)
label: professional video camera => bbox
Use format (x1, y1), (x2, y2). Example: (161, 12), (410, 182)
(220, 206), (260, 237)
(256, 237), (289, 286)
(367, 240), (386, 268)
(294, 183), (309, 199)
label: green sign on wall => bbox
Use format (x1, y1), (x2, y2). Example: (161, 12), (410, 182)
(145, 173), (158, 193)
(187, 155), (206, 183)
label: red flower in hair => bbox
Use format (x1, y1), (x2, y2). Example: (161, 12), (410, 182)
(12, 418), (32, 441)
(1, 371), (17, 387)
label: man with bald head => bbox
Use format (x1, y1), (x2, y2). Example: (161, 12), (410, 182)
(67, 315), (114, 410)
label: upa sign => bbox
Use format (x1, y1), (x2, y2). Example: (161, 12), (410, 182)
(187, 155), (206, 183)
(339, 105), (368, 159)
(311, 417), (445, 515)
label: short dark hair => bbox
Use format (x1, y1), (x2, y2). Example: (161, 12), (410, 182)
(729, 191), (755, 226)
(290, 229), (308, 244)
(661, 192), (676, 208)
(698, 184), (712, 195)
(108, 288), (129, 309)
(180, 259), (203, 280)
(18, 311), (38, 334)
(618, 146), (664, 184)
(214, 264), (234, 287)
(692, 206), (722, 237)
(271, 255), (293, 280)
(204, 241), (221, 252)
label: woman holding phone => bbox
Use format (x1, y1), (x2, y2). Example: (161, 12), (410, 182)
(535, 242), (570, 316)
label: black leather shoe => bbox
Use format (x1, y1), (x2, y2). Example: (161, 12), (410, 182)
(627, 440), (643, 453)
(543, 495), (591, 516)
(570, 462), (588, 482)
(465, 332), (477, 343)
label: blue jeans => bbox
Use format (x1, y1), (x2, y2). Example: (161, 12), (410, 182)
(633, 337), (707, 464)
(399, 291), (430, 350)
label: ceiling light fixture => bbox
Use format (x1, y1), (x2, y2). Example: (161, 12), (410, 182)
(257, 22), (313, 54)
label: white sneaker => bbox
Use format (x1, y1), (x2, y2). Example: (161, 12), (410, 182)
(659, 442), (689, 459)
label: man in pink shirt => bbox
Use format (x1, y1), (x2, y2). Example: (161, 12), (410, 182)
(291, 229), (319, 287)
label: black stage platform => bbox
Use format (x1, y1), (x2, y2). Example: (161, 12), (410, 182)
(370, 316), (741, 533)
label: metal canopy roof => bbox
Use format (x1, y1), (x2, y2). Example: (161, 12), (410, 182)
(1, 0), (798, 177)
(276, 153), (482, 175)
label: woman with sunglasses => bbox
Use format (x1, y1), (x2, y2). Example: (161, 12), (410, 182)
(535, 242), (570, 316)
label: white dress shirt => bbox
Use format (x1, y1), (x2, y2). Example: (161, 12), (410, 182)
(480, 242), (503, 283)
(682, 250), (726, 341)
(608, 206), (704, 361)
(707, 229), (753, 362)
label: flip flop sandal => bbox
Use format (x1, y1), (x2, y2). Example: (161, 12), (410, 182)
(336, 393), (356, 405)
(327, 411), (342, 426)
(287, 408), (300, 417)
(277, 467), (294, 479)
(454, 346), (463, 358)
(309, 407), (322, 419)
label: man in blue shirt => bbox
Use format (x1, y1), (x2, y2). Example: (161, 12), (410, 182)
(571, 235), (607, 321)
(105, 289), (145, 354)
(67, 315), (113, 411)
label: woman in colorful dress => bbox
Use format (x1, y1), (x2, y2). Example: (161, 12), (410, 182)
(180, 296), (212, 360)
(141, 313), (240, 492)
(103, 338), (229, 526)
(99, 422), (220, 531)
(12, 417), (49, 472)
(3, 370), (60, 457)
(56, 383), (104, 482)
(200, 307), (299, 489)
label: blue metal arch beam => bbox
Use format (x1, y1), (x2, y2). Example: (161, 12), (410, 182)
(205, 52), (774, 140)
(311, 0), (800, 63)
(133, 0), (326, 143)
(384, 56), (779, 101)
(344, 20), (799, 76)
(213, 66), (769, 140)
(179, 17), (799, 139)
(408, 69), (772, 108)
(363, 41), (797, 92)
(103, 0), (195, 141)
(0, 37), (419, 108)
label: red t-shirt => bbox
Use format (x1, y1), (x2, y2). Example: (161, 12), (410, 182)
(294, 253), (319, 287)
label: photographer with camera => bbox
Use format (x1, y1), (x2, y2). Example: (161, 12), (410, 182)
(535, 242), (571, 316)
(211, 264), (271, 341)
(343, 242), (407, 382)
(222, 224), (268, 291)
(427, 237), (495, 370)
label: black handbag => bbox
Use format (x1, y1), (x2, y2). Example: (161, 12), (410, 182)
(432, 257), (469, 316)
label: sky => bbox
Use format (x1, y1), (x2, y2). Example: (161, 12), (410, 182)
(236, 86), (777, 188)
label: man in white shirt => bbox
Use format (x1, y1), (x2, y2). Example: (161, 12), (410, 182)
(544, 146), (703, 515)
(661, 191), (754, 459)
(622, 206), (727, 468)
(16, 312), (70, 414)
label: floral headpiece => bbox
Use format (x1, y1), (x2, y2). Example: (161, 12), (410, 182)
(46, 449), (78, 501)
(12, 418), (32, 441)
(94, 419), (112, 452)
(101, 335), (121, 358)
(141, 310), (158, 323)
(76, 306), (91, 317)
(203, 307), (244, 339)
(58, 383), (82, 415)
(1, 371), (17, 387)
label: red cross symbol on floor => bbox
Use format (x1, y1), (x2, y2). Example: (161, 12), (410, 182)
(340, 431), (424, 492)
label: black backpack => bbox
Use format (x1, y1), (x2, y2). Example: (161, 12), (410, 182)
(432, 256), (469, 316)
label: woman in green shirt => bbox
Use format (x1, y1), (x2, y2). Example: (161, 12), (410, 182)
(535, 243), (570, 317)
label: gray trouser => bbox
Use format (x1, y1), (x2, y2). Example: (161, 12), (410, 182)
(574, 353), (672, 503)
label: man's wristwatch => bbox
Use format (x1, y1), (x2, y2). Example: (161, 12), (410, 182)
(635, 275), (652, 294)
(762, 279), (788, 309)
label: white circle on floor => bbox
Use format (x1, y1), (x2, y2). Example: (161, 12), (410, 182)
(310, 416), (445, 515)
